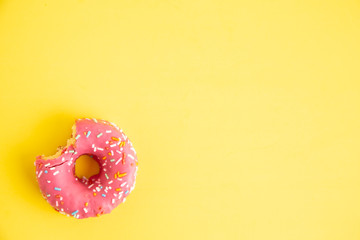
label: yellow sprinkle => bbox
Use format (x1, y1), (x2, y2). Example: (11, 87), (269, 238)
(93, 192), (97, 196)
(114, 174), (117, 179)
(118, 172), (127, 178)
(102, 156), (107, 160)
(111, 137), (119, 141)
(108, 152), (112, 156)
(85, 202), (88, 207)
(115, 188), (121, 191)
(96, 213), (100, 217)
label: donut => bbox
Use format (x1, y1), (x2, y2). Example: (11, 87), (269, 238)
(34, 118), (138, 219)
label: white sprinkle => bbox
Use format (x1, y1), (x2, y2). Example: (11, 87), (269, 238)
(88, 184), (94, 188)
(62, 157), (65, 162)
(105, 141), (109, 144)
(50, 167), (55, 170)
(92, 144), (95, 148)
(53, 171), (59, 175)
(121, 182), (127, 187)
(122, 198), (126, 203)
(106, 130), (112, 133)
(116, 150), (121, 154)
(94, 147), (97, 152)
(96, 187), (100, 192)
(110, 144), (116, 147)
(115, 158), (122, 165)
(130, 147), (136, 154)
(44, 163), (50, 167)
(111, 150), (114, 156)
(93, 118), (97, 123)
(84, 208), (88, 213)
(47, 180), (51, 183)
(108, 180), (113, 184)
(56, 201), (59, 207)
(38, 171), (43, 178)
(112, 199), (115, 204)
(128, 154), (134, 160)
(97, 147), (104, 151)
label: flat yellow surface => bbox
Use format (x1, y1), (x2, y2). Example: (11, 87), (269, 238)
(0, 0), (360, 239)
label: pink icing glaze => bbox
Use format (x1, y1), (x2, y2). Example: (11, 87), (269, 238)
(34, 118), (138, 219)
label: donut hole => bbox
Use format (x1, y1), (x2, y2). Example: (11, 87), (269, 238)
(75, 155), (100, 180)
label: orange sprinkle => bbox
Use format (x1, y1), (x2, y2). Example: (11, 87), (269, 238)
(105, 147), (109, 150)
(102, 156), (107, 160)
(84, 202), (88, 207)
(108, 152), (112, 156)
(119, 141), (126, 147)
(122, 153), (126, 164)
(55, 194), (61, 198)
(130, 163), (134, 167)
(111, 137), (119, 141)
(96, 213), (100, 217)
(115, 188), (121, 191)
(93, 192), (97, 196)
(60, 201), (64, 205)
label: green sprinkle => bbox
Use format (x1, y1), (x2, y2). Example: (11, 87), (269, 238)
(68, 150), (74, 153)
(110, 159), (115, 162)
(75, 134), (81, 140)
(97, 133), (103, 138)
(105, 173), (109, 179)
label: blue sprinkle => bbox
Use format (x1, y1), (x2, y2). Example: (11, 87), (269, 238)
(100, 186), (103, 189)
(125, 190), (129, 194)
(54, 187), (61, 191)
(44, 170), (48, 174)
(71, 210), (78, 216)
(86, 131), (91, 138)
(102, 194), (106, 197)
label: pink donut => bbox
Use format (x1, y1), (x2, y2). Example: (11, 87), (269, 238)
(34, 118), (138, 219)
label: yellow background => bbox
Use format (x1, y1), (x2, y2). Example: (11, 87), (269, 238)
(0, 0), (360, 239)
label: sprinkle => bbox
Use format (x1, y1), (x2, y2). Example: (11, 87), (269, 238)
(46, 194), (51, 197)
(119, 141), (126, 147)
(68, 150), (74, 153)
(106, 130), (112, 133)
(111, 137), (119, 141)
(110, 144), (117, 147)
(96, 187), (101, 192)
(112, 199), (115, 204)
(56, 201), (59, 207)
(121, 182), (127, 187)
(71, 210), (78, 216)
(102, 156), (107, 160)
(53, 171), (59, 176)
(122, 153), (126, 164)
(93, 192), (97, 196)
(54, 187), (61, 191)
(116, 188), (121, 191)
(44, 163), (50, 167)
(84, 208), (88, 213)
(38, 171), (43, 178)
(50, 167), (55, 170)
(75, 134), (81, 140)
(105, 173), (109, 179)
(88, 184), (94, 189)
(86, 131), (91, 138)
(108, 152), (112, 156)
(93, 119), (97, 123)
(84, 202), (88, 207)
(118, 172), (127, 178)
(97, 147), (104, 151)
(115, 158), (121, 165)
(47, 180), (51, 183)
(102, 194), (106, 197)
(128, 154), (134, 160)
(110, 159), (115, 162)
(97, 133), (103, 138)
(125, 190), (129, 194)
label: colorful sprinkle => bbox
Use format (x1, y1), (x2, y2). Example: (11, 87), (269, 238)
(110, 159), (115, 162)
(102, 194), (106, 197)
(105, 173), (109, 179)
(125, 190), (129, 194)
(68, 150), (75, 153)
(118, 172), (127, 178)
(75, 134), (81, 140)
(93, 192), (97, 196)
(97, 133), (103, 138)
(54, 187), (61, 191)
(115, 188), (121, 191)
(93, 119), (98, 123)
(71, 210), (78, 216)
(84, 202), (88, 207)
(111, 137), (119, 141)
(53, 171), (59, 176)
(86, 131), (91, 138)
(44, 163), (50, 167)
(102, 156), (107, 160)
